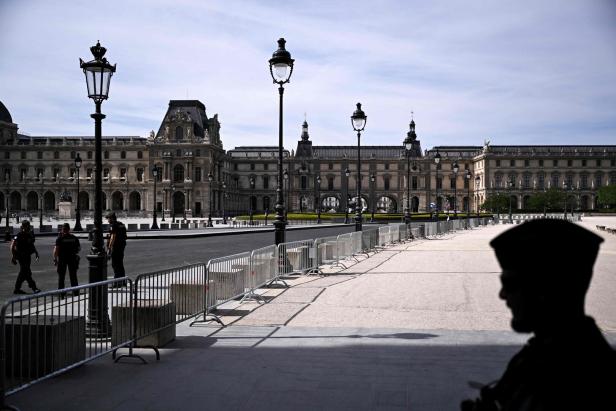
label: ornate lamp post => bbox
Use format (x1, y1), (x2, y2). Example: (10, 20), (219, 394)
(151, 166), (159, 229)
(508, 179), (514, 223)
(316, 175), (321, 224)
(563, 181), (569, 219)
(465, 169), (471, 228)
(344, 168), (351, 224)
(80, 40), (116, 336)
(370, 173), (376, 222)
(452, 161), (459, 218)
(475, 175), (481, 217)
(269, 37), (294, 245)
(434, 149), (441, 220)
(283, 169), (289, 220)
(171, 184), (176, 224)
(207, 171), (213, 227)
(161, 187), (166, 222)
(74, 154), (83, 231)
(222, 182), (227, 224)
(249, 176), (254, 224)
(38, 173), (44, 230)
(351, 102), (367, 232)
(404, 140), (413, 224)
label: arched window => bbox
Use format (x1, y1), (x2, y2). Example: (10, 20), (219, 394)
(137, 151), (143, 159)
(175, 126), (183, 140)
(174, 165), (184, 182)
(104, 151), (109, 160)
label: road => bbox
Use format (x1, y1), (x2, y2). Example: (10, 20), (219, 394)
(1, 225), (356, 304)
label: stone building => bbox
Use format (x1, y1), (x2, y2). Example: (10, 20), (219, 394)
(1, 99), (615, 220)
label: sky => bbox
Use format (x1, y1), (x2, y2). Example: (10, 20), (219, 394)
(1, 0), (615, 151)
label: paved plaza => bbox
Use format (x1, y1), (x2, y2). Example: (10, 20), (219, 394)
(8, 217), (616, 410)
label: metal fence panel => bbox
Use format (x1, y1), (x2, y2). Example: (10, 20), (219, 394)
(250, 245), (278, 291)
(314, 236), (339, 267)
(206, 252), (251, 310)
(277, 240), (316, 277)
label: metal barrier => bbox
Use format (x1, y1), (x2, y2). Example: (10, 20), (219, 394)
(378, 226), (391, 246)
(245, 245), (278, 301)
(361, 229), (379, 252)
(313, 235), (340, 271)
(1, 278), (133, 404)
(334, 233), (355, 267)
(277, 240), (316, 277)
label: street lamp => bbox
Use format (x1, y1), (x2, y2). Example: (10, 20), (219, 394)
(161, 186), (166, 222)
(283, 169), (289, 221)
(73, 154), (83, 231)
(370, 173), (376, 222)
(315, 175), (322, 224)
(344, 168), (351, 224)
(465, 169), (471, 229)
(207, 171), (213, 227)
(269, 37), (294, 245)
(351, 102), (367, 232)
(452, 161), (459, 219)
(151, 166), (159, 229)
(475, 175), (481, 218)
(563, 181), (569, 219)
(249, 176), (255, 224)
(171, 184), (176, 224)
(404, 139), (413, 224)
(508, 179), (514, 223)
(38, 173), (44, 230)
(80, 40), (116, 336)
(434, 149), (441, 220)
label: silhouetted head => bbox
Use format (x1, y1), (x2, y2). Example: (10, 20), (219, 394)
(105, 212), (117, 223)
(20, 220), (31, 232)
(490, 219), (603, 334)
(61, 223), (71, 234)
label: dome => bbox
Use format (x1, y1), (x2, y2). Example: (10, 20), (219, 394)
(0, 101), (13, 123)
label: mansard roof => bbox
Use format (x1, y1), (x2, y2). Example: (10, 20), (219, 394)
(0, 101), (13, 124)
(312, 145), (416, 160)
(155, 100), (213, 139)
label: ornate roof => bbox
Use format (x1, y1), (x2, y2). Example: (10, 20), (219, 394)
(0, 100), (13, 123)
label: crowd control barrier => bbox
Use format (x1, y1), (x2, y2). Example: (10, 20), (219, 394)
(277, 240), (316, 277)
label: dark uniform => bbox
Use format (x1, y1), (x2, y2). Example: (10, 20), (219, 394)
(108, 220), (127, 280)
(12, 230), (40, 293)
(461, 219), (616, 410)
(55, 231), (81, 290)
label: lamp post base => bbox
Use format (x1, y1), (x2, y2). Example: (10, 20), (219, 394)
(86, 252), (111, 338)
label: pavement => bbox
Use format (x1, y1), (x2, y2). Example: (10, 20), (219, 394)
(7, 217), (616, 411)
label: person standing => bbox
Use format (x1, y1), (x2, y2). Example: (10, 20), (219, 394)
(53, 223), (81, 296)
(106, 212), (127, 286)
(11, 220), (41, 295)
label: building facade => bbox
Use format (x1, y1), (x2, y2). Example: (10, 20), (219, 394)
(1, 99), (615, 220)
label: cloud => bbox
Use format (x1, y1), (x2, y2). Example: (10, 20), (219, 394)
(0, 0), (615, 150)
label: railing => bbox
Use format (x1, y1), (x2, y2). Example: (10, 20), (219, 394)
(277, 240), (316, 277)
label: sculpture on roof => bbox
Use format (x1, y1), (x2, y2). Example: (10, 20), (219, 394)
(483, 139), (491, 153)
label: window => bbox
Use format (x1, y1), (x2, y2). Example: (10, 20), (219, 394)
(175, 126), (183, 140)
(233, 163), (238, 171)
(54, 151), (60, 159)
(436, 177), (442, 189)
(597, 159), (602, 167)
(176, 149), (181, 157)
(3, 168), (10, 180)
(20, 151), (26, 159)
(538, 173), (545, 189)
(567, 159), (572, 167)
(495, 173), (503, 188)
(3, 151), (9, 159)
(250, 163), (255, 171)
(523, 174), (531, 189)
(120, 151), (126, 159)
(194, 167), (201, 182)
(173, 165), (184, 182)
(412, 176), (418, 190)
(137, 151), (143, 159)
(301, 175), (307, 190)
(539, 159), (544, 167)
(510, 159), (515, 167)
(264, 163), (269, 171)
(37, 151), (43, 160)
(553, 159), (558, 167)
(20, 168), (26, 181)
(36, 168), (44, 178)
(195, 149), (200, 157)
(328, 177), (334, 190)
(581, 174), (588, 189)
(136, 168), (144, 182)
(53, 168), (60, 179)
(120, 168), (127, 178)
(103, 168), (110, 178)
(450, 177), (456, 189)
(104, 151), (109, 160)
(566, 174), (573, 187)
(524, 159), (530, 167)
(70, 151), (76, 159)
(384, 163), (389, 170)
(263, 175), (269, 189)
(328, 163), (333, 170)
(464, 178), (469, 189)
(86, 168), (93, 178)
(611, 159), (615, 167)
(87, 151), (93, 160)
(582, 159), (587, 167)
(495, 159), (501, 167)
(551, 173), (559, 188)
(595, 173), (603, 188)
(384, 176), (390, 190)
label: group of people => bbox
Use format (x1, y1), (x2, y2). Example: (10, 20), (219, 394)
(10, 212), (127, 296)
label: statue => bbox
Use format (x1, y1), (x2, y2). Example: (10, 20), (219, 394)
(59, 191), (72, 202)
(482, 139), (491, 153)
(164, 125), (170, 140)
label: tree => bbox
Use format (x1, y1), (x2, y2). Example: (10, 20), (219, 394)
(480, 193), (509, 213)
(597, 185), (616, 208)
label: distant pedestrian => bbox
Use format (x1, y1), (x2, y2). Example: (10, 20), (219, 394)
(10, 220), (41, 295)
(106, 212), (127, 286)
(53, 223), (80, 296)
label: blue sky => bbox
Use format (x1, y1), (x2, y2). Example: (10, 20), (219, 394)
(1, 0), (615, 150)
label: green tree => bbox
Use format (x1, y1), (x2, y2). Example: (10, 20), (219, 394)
(597, 185), (616, 208)
(480, 193), (509, 213)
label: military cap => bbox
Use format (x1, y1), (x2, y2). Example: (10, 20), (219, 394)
(105, 212), (116, 219)
(490, 219), (603, 278)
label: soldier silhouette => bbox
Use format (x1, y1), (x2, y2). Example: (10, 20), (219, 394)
(462, 219), (615, 410)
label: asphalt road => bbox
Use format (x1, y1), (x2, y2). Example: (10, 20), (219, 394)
(1, 225), (356, 304)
